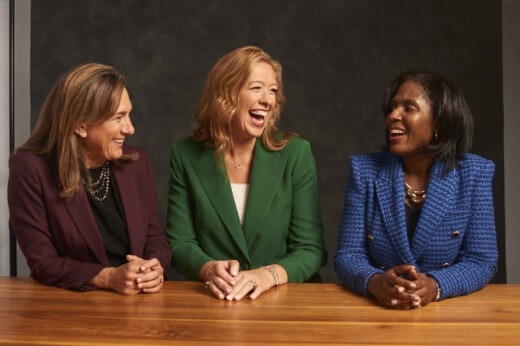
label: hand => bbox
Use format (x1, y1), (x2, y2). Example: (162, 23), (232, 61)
(223, 267), (274, 301)
(90, 254), (164, 295)
(407, 269), (438, 306)
(367, 264), (421, 309)
(200, 260), (240, 299)
(126, 254), (165, 294)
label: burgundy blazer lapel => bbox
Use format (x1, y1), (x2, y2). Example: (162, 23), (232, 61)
(61, 183), (107, 263)
(112, 161), (145, 255)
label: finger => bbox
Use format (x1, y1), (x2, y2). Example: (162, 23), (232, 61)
(206, 280), (226, 299)
(141, 276), (164, 293)
(227, 279), (257, 301)
(228, 260), (240, 276)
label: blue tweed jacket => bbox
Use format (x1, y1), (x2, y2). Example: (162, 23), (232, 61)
(334, 152), (498, 300)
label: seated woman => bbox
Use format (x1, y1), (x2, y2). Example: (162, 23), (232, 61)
(8, 63), (171, 295)
(167, 46), (327, 300)
(334, 71), (498, 309)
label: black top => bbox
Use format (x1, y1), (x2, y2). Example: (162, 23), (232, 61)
(405, 203), (421, 243)
(85, 165), (129, 267)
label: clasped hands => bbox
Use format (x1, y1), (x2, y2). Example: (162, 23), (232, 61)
(367, 264), (438, 309)
(201, 260), (277, 301)
(91, 254), (164, 295)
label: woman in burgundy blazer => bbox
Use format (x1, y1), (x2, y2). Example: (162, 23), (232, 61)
(8, 63), (171, 294)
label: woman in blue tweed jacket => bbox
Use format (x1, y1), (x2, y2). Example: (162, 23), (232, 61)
(334, 71), (497, 309)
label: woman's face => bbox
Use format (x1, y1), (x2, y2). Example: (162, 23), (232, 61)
(77, 87), (135, 168)
(385, 80), (435, 159)
(231, 61), (278, 143)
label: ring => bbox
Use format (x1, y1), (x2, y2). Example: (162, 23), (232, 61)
(204, 280), (212, 289)
(160, 277), (164, 283)
(249, 280), (258, 288)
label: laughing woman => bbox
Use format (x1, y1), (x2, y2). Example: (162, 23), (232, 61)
(167, 46), (327, 300)
(334, 71), (498, 309)
(8, 63), (171, 294)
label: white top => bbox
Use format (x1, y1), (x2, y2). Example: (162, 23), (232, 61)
(230, 183), (249, 225)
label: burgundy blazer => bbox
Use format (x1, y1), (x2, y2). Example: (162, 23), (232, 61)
(8, 145), (171, 291)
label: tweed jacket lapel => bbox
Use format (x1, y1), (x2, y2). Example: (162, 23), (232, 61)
(410, 161), (458, 258)
(375, 154), (415, 265)
(190, 146), (249, 259)
(242, 140), (287, 248)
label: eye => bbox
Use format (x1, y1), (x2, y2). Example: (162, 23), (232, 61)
(270, 88), (278, 94)
(404, 105), (416, 112)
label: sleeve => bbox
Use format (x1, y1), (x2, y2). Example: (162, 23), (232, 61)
(7, 153), (104, 291)
(334, 156), (383, 296)
(427, 160), (498, 299)
(276, 140), (327, 282)
(166, 142), (212, 280)
(140, 151), (172, 275)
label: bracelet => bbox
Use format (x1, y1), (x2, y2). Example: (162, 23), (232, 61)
(202, 262), (216, 284)
(263, 266), (279, 286)
(434, 281), (442, 301)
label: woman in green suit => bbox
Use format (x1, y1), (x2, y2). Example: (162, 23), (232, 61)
(167, 46), (326, 300)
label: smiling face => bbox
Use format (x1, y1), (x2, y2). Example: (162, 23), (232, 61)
(231, 62), (278, 144)
(76, 87), (135, 168)
(385, 80), (435, 159)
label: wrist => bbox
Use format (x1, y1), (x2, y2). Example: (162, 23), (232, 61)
(263, 265), (279, 286)
(433, 280), (442, 301)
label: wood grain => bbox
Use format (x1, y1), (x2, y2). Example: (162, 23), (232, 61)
(0, 278), (519, 345)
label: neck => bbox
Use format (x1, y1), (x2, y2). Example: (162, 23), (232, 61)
(401, 154), (434, 180)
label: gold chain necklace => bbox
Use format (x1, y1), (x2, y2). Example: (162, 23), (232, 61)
(404, 182), (426, 204)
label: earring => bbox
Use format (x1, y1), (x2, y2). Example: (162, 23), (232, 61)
(434, 131), (438, 141)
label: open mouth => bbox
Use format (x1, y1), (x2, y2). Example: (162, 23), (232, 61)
(249, 110), (268, 126)
(389, 128), (406, 138)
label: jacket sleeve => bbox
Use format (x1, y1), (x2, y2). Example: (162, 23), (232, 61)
(277, 140), (327, 282)
(166, 142), (212, 280)
(8, 153), (103, 291)
(427, 159), (498, 299)
(334, 155), (383, 296)
(139, 151), (172, 275)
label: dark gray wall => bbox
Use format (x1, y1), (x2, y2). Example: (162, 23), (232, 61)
(30, 0), (505, 283)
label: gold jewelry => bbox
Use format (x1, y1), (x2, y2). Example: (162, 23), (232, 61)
(249, 280), (258, 288)
(404, 182), (426, 204)
(83, 162), (110, 202)
(202, 262), (216, 286)
(263, 266), (279, 286)
(434, 281), (442, 301)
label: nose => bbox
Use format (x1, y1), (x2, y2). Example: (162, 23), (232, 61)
(122, 117), (135, 136)
(388, 107), (403, 121)
(259, 88), (275, 107)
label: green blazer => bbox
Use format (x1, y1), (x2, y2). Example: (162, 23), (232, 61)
(166, 136), (326, 282)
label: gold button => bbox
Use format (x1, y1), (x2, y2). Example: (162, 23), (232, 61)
(367, 235), (375, 242)
(451, 230), (461, 238)
(442, 262), (450, 268)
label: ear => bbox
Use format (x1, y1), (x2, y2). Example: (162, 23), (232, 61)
(74, 124), (87, 138)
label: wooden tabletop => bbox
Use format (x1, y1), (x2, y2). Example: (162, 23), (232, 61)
(0, 277), (519, 345)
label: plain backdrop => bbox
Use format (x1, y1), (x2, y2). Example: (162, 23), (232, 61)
(29, 0), (505, 283)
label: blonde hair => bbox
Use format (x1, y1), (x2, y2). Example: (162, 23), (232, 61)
(18, 63), (137, 198)
(193, 46), (293, 158)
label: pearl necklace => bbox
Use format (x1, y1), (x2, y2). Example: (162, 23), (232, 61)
(404, 182), (426, 204)
(84, 162), (111, 202)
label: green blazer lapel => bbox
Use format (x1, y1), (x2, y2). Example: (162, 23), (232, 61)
(242, 140), (287, 247)
(190, 146), (249, 257)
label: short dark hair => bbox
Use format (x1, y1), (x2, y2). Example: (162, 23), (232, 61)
(382, 71), (473, 170)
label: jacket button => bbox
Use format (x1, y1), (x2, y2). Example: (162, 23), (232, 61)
(451, 230), (461, 238)
(442, 262), (450, 268)
(367, 235), (375, 242)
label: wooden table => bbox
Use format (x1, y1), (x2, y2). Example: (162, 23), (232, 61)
(0, 278), (519, 345)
